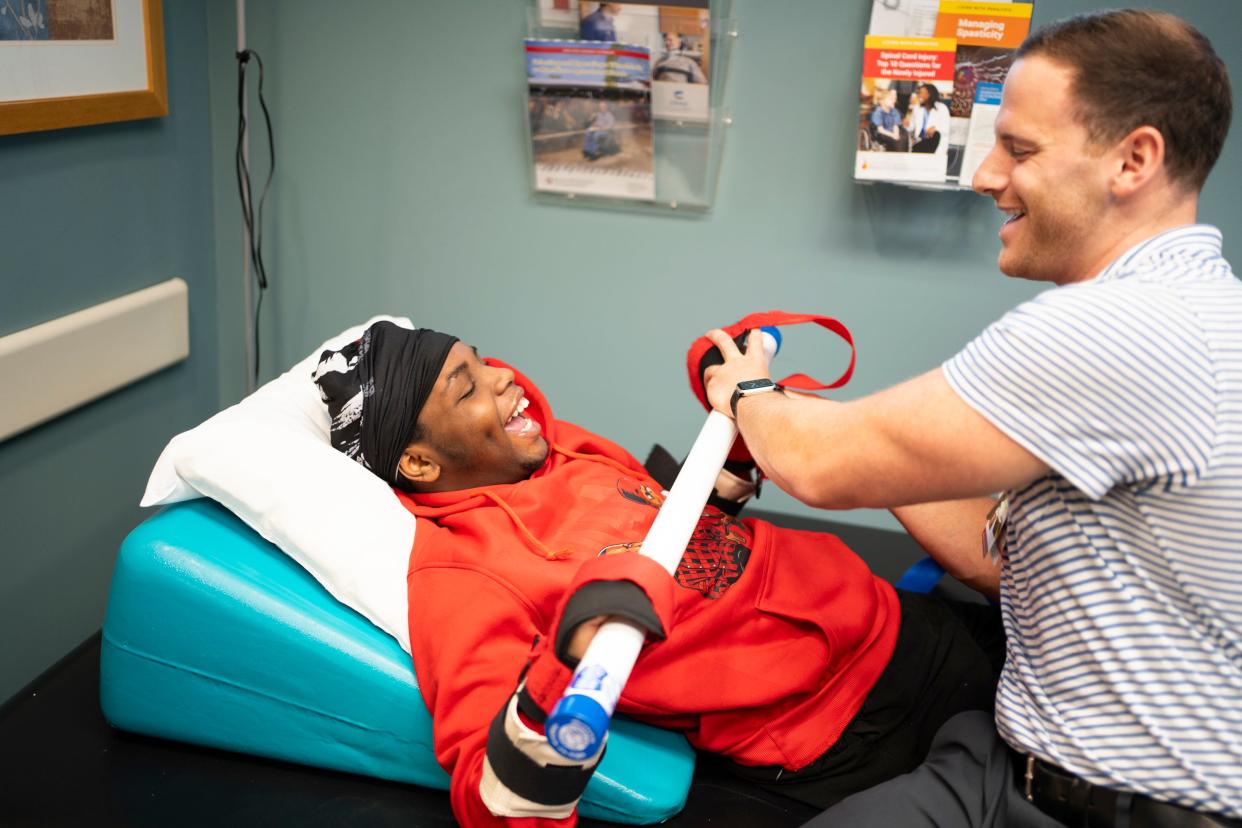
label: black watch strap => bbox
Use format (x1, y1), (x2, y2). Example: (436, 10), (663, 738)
(729, 379), (781, 418)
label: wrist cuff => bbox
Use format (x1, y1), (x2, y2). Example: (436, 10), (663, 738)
(481, 692), (604, 817)
(555, 580), (666, 667)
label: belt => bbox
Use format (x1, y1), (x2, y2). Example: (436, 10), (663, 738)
(1011, 748), (1242, 828)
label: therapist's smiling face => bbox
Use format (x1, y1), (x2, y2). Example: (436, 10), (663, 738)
(971, 55), (1114, 285)
(398, 342), (549, 492)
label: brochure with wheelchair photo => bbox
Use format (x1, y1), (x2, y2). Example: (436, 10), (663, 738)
(855, 35), (956, 183)
(525, 38), (656, 200)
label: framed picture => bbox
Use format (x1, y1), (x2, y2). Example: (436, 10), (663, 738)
(0, 0), (166, 137)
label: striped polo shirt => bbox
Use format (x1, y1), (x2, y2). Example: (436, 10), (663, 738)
(943, 225), (1242, 817)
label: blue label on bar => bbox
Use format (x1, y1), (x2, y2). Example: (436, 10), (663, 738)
(569, 664), (608, 692)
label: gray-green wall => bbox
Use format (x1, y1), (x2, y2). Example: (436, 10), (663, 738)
(209, 0), (1242, 532)
(0, 2), (218, 703)
(3, 0), (1240, 701)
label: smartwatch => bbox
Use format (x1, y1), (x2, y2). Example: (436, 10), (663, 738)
(730, 378), (781, 419)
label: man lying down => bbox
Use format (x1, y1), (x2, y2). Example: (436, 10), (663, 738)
(313, 321), (1002, 827)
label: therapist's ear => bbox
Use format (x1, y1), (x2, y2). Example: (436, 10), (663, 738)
(397, 446), (441, 487)
(1109, 124), (1165, 199)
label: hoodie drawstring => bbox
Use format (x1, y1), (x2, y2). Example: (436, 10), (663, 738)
(474, 489), (573, 561)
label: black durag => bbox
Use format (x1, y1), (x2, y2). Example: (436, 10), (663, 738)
(312, 321), (458, 486)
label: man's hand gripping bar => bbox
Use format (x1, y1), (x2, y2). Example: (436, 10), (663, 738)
(545, 327), (782, 761)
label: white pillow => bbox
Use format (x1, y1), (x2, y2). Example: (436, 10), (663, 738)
(141, 316), (417, 652)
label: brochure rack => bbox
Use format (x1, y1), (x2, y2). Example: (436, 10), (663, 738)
(524, 1), (736, 214)
(854, 1), (1034, 193)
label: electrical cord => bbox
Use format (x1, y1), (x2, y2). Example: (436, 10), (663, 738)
(236, 48), (275, 387)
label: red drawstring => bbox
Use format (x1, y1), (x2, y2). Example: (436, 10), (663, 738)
(474, 489), (573, 561)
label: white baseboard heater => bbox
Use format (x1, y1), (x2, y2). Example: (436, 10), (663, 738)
(0, 278), (190, 443)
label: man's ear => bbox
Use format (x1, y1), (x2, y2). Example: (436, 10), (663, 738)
(397, 445), (441, 488)
(1110, 125), (1166, 198)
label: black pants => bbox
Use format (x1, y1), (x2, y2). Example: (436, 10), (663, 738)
(730, 591), (1004, 809)
(804, 710), (1242, 828)
(802, 711), (1065, 827)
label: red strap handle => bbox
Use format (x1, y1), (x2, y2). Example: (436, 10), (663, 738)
(685, 311), (856, 465)
(686, 310), (856, 411)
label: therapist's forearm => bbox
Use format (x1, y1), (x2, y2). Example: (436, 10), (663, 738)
(733, 390), (895, 509)
(722, 367), (1048, 510)
(891, 499), (1000, 599)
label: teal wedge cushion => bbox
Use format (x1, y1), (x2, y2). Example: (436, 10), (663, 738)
(100, 500), (694, 824)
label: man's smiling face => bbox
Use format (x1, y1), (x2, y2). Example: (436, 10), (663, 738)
(398, 342), (549, 492)
(971, 55), (1116, 285)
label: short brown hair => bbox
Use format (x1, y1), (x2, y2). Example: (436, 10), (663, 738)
(1016, 9), (1232, 191)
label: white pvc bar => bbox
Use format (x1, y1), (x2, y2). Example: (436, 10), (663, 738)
(638, 410), (740, 574)
(558, 410), (739, 722)
(547, 332), (777, 759)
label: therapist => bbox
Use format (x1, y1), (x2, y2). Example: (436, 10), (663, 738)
(705, 9), (1240, 828)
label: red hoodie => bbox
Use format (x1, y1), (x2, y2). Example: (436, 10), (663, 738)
(399, 362), (899, 827)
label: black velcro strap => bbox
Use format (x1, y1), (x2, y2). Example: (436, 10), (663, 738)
(723, 458), (756, 478)
(707, 490), (745, 516)
(711, 459), (758, 515)
(697, 330), (752, 391)
(516, 682), (548, 725)
(646, 445), (755, 516)
(554, 580), (666, 667)
(485, 702), (601, 807)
